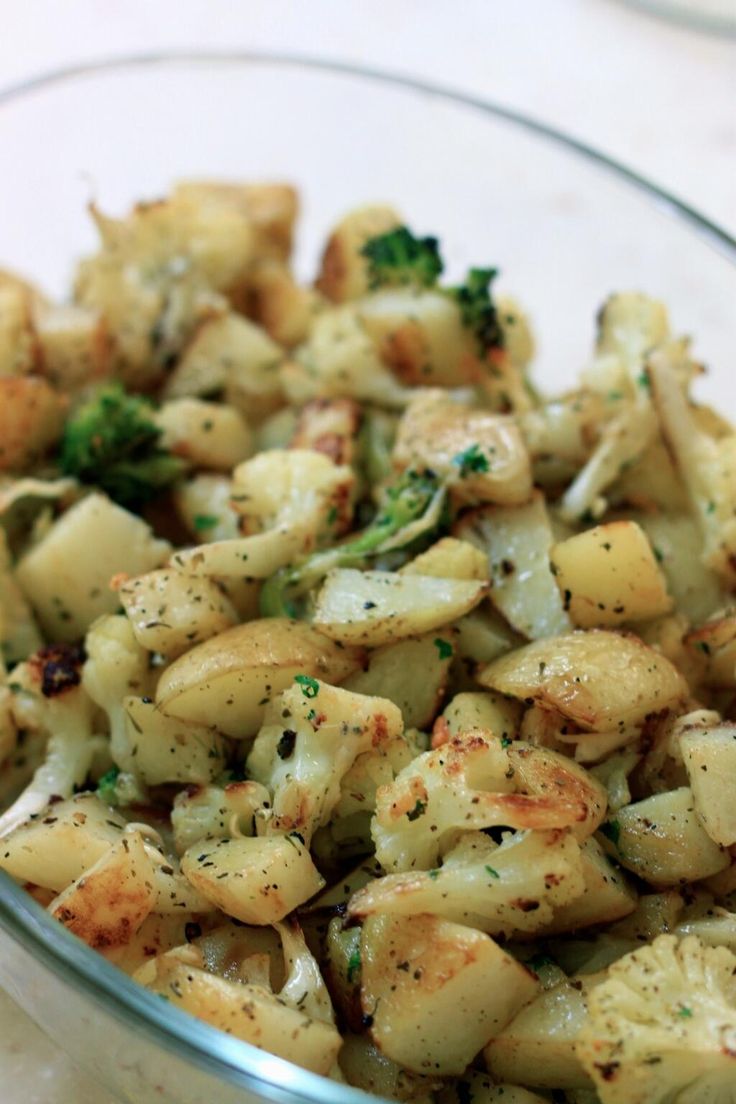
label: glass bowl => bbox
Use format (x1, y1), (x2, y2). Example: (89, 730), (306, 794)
(0, 53), (735, 1104)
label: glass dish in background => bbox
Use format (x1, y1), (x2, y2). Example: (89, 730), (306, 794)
(0, 54), (734, 1104)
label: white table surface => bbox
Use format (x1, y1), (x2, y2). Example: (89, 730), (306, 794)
(0, 1), (734, 1101)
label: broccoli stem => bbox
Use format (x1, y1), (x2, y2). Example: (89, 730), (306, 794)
(259, 470), (443, 619)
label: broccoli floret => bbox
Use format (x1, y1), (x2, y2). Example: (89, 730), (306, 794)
(60, 385), (186, 508)
(447, 266), (504, 354)
(259, 468), (444, 618)
(361, 226), (444, 289)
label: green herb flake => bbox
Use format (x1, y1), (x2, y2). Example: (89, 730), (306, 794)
(501, 736), (512, 748)
(294, 674), (320, 699)
(346, 947), (362, 984)
(485, 865), (500, 879)
(97, 766), (120, 806)
(193, 513), (219, 531)
(428, 868), (441, 880)
(653, 546), (665, 564)
(600, 819), (621, 846)
(678, 1006), (693, 1018)
(637, 369), (651, 391)
(452, 443), (490, 476)
(433, 638), (453, 660)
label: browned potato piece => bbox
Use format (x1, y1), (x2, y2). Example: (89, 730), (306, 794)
(181, 834), (324, 924)
(249, 259), (322, 347)
(155, 619), (363, 737)
(48, 830), (157, 949)
(360, 913), (538, 1075)
(0, 377), (64, 471)
(117, 568), (238, 658)
(290, 396), (362, 467)
(480, 630), (687, 730)
(316, 204), (402, 302)
(34, 303), (110, 390)
(550, 520), (672, 627)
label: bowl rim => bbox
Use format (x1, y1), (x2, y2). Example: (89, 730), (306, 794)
(0, 49), (734, 264)
(0, 47), (735, 1104)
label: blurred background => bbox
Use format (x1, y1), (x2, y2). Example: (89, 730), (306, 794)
(0, 2), (733, 1101)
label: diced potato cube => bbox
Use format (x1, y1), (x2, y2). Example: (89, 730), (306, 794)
(49, 830), (157, 948)
(361, 913), (538, 1075)
(0, 377), (64, 471)
(15, 493), (170, 640)
(314, 568), (488, 647)
(155, 398), (252, 471)
(117, 568), (237, 657)
(599, 787), (729, 884)
(181, 834), (324, 924)
(480, 630), (687, 731)
(155, 619), (362, 737)
(550, 520), (672, 627)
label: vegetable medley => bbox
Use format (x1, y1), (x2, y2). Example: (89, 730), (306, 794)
(2, 182), (736, 1104)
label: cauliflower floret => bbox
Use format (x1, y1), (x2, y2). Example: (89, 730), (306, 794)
(171, 449), (354, 578)
(578, 934), (736, 1104)
(275, 916), (336, 1025)
(649, 349), (736, 587)
(281, 304), (411, 409)
(349, 828), (585, 937)
(372, 732), (607, 872)
(393, 389), (533, 507)
(82, 614), (155, 793)
(246, 679), (403, 844)
(0, 645), (99, 836)
(170, 779), (270, 854)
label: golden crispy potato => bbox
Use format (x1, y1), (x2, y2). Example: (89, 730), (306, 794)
(181, 833), (324, 924)
(480, 631), (687, 731)
(155, 619), (362, 737)
(48, 830), (157, 949)
(0, 377), (64, 471)
(117, 568), (238, 658)
(550, 520), (672, 628)
(360, 913), (538, 1075)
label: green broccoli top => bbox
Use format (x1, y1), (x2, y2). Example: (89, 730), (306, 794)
(60, 384), (186, 509)
(361, 226), (444, 290)
(447, 267), (504, 355)
(259, 468), (443, 618)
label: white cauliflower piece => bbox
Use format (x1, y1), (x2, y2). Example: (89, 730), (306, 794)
(0, 646), (99, 836)
(349, 828), (585, 937)
(170, 779), (270, 855)
(578, 935), (736, 1104)
(372, 733), (607, 872)
(281, 304), (411, 409)
(82, 614), (154, 783)
(246, 679), (403, 843)
(393, 389), (533, 507)
(275, 917), (336, 1025)
(649, 349), (736, 588)
(171, 449), (353, 578)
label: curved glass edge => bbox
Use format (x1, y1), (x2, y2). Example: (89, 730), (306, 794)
(0, 872), (375, 1104)
(0, 50), (734, 264)
(617, 0), (736, 39)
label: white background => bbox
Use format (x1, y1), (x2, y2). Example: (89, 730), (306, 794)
(0, 2), (734, 1101)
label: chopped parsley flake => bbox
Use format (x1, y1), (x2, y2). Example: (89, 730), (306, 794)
(294, 674), (319, 699)
(600, 819), (621, 846)
(452, 443), (490, 476)
(485, 865), (500, 879)
(193, 514), (218, 531)
(433, 638), (453, 660)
